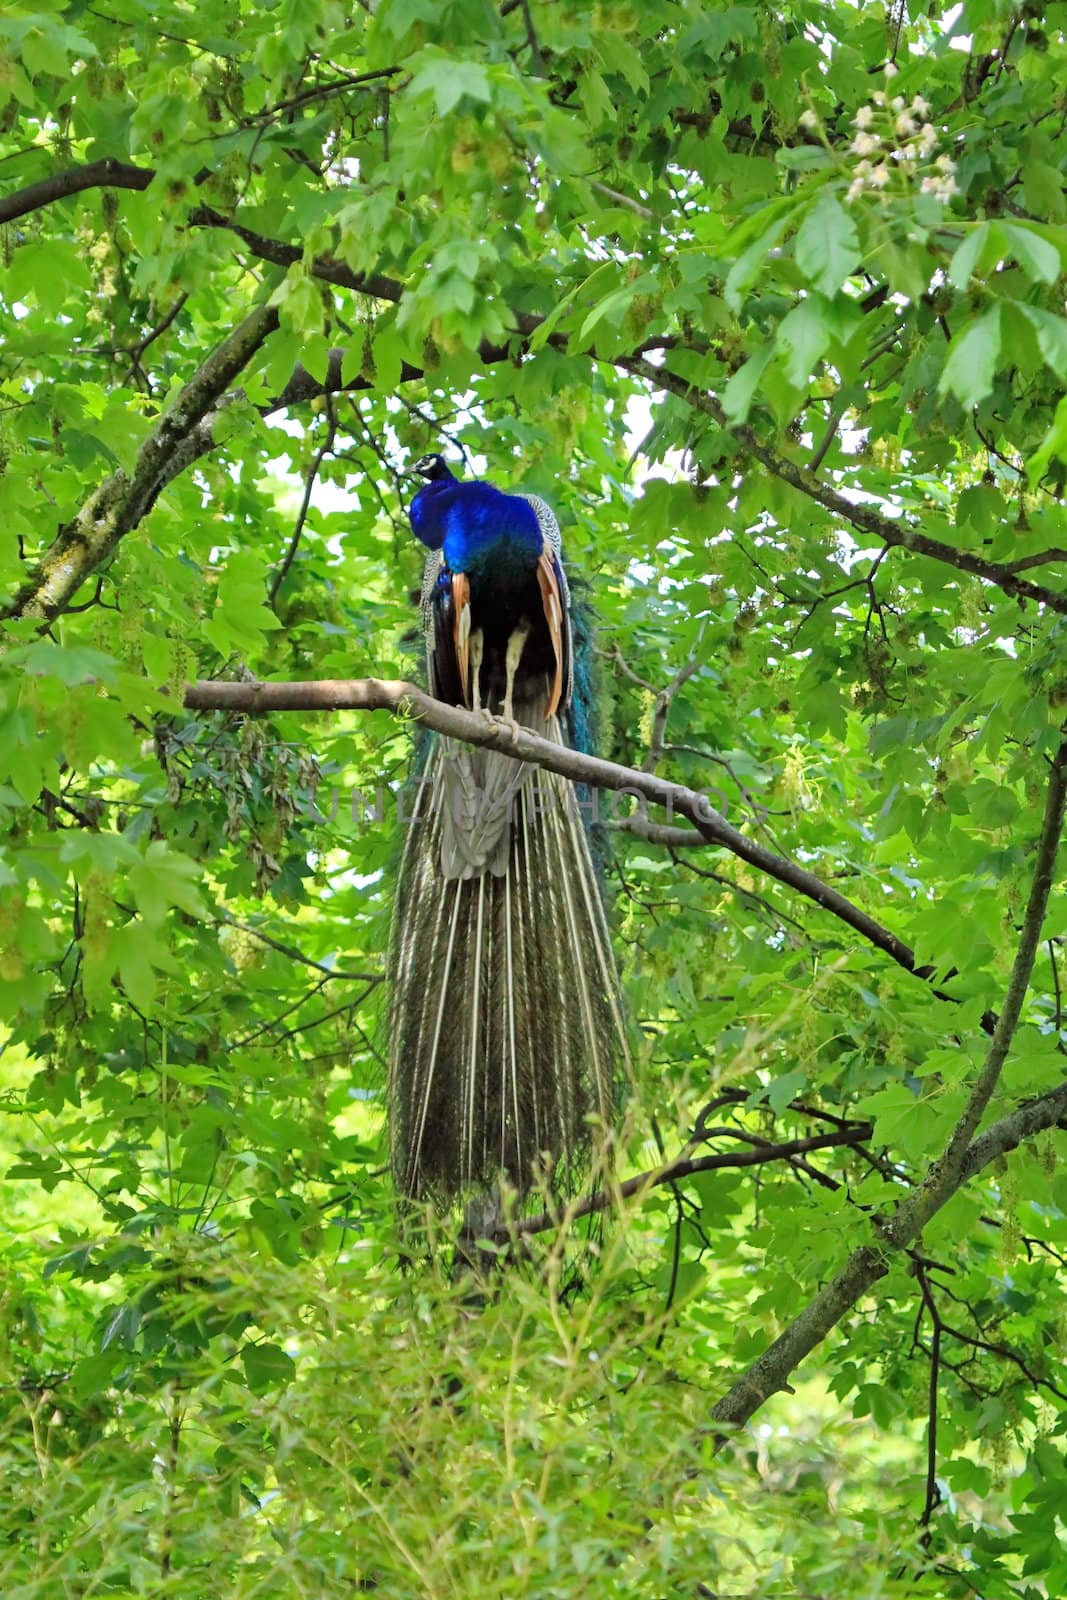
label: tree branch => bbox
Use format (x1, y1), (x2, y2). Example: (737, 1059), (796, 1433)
(512, 1127), (874, 1238)
(708, 739), (1067, 1441)
(269, 400), (337, 603)
(14, 184), (1064, 675)
(14, 170), (1066, 631)
(183, 676), (943, 993)
(619, 354), (1067, 618)
(188, 205), (408, 306)
(0, 158), (153, 225)
(643, 654), (702, 774)
(214, 914), (382, 983)
(906, 735), (1067, 1207)
(4, 303), (280, 623)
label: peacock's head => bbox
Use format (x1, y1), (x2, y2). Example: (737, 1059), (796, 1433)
(408, 454), (458, 550)
(412, 452), (455, 483)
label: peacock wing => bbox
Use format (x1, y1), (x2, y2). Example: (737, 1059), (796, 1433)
(420, 549), (469, 707)
(521, 493), (573, 718)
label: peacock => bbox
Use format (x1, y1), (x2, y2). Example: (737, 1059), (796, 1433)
(388, 453), (629, 1204)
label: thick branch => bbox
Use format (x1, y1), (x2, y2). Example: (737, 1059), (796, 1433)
(962, 1077), (1067, 1178)
(709, 742), (1067, 1440)
(4, 304), (279, 623)
(0, 159), (153, 225)
(184, 676), (932, 988)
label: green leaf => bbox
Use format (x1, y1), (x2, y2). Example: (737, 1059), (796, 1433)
(680, 5), (758, 60)
(948, 222), (1000, 290)
(594, 32), (649, 92)
(721, 344), (773, 424)
(530, 262), (614, 352)
(794, 191), (860, 298)
(576, 284), (638, 347)
(371, 326), (404, 390)
(241, 1341), (296, 1392)
(1018, 304), (1067, 381)
(1028, 392), (1067, 484)
(724, 209), (792, 313)
(272, 268), (323, 338)
(938, 306), (1001, 409)
(407, 54), (491, 116)
(1022, 161), (1067, 222)
(127, 841), (206, 927)
(880, 239), (931, 302)
(775, 297), (830, 388)
(775, 145), (832, 172)
(1001, 222), (1062, 284)
(100, 1302), (140, 1351)
(15, 642), (119, 686)
(71, 1351), (124, 1399)
(6, 239), (93, 315)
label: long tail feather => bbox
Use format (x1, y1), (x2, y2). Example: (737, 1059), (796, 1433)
(388, 702), (627, 1202)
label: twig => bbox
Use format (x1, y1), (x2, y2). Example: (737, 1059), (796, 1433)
(643, 655), (702, 773)
(231, 975), (333, 1047)
(127, 291), (188, 363)
(1002, 547), (1067, 573)
(269, 399), (338, 603)
(916, 1267), (943, 1541)
(518, 0), (545, 74)
(510, 1128), (873, 1238)
(807, 398), (847, 473)
(619, 353), (1067, 618)
(247, 65), (400, 125)
(215, 914), (383, 983)
(1050, 938), (1063, 1031)
(590, 179), (655, 220)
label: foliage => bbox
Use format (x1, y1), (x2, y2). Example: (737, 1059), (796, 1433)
(1, 0), (1067, 1594)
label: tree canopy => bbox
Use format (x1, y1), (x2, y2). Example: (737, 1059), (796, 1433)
(2, 0), (1067, 1594)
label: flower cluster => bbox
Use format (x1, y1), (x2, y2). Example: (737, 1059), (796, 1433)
(77, 226), (119, 324)
(802, 64), (958, 206)
(844, 67), (958, 204)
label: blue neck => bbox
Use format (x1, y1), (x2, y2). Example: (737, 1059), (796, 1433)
(410, 479), (542, 571)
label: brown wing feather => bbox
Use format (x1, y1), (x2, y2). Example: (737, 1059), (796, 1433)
(451, 572), (471, 707)
(536, 546), (565, 718)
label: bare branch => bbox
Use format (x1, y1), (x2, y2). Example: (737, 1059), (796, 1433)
(183, 675), (942, 994)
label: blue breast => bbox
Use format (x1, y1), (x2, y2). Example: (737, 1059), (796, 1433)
(410, 480), (542, 571)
